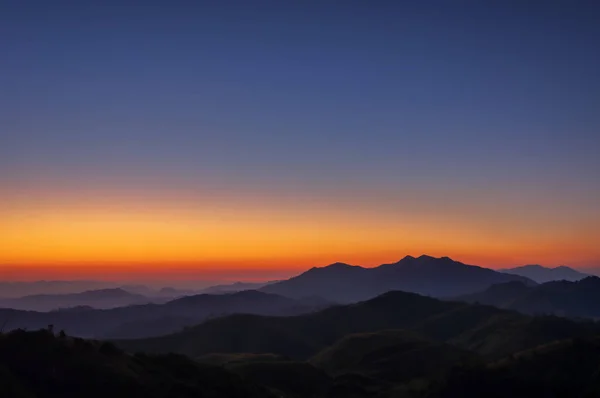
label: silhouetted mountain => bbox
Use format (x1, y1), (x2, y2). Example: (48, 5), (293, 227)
(0, 288), (151, 312)
(0, 290), (330, 339)
(115, 290), (597, 361)
(201, 281), (278, 294)
(457, 276), (600, 319)
(501, 264), (590, 283)
(261, 255), (534, 302)
(0, 329), (274, 398)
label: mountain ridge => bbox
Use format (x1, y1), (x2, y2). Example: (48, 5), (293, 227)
(456, 276), (600, 318)
(260, 255), (535, 302)
(0, 288), (151, 312)
(501, 264), (590, 283)
(115, 289), (597, 361)
(0, 290), (330, 339)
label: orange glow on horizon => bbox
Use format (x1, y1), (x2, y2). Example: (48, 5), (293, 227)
(1, 185), (599, 281)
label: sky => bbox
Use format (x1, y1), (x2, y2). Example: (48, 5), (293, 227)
(1, 1), (599, 282)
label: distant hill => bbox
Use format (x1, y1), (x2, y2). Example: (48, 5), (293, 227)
(201, 281), (278, 294)
(0, 288), (151, 312)
(456, 276), (600, 319)
(0, 290), (330, 339)
(154, 287), (199, 298)
(0, 281), (129, 298)
(260, 255), (535, 302)
(115, 290), (598, 361)
(0, 329), (274, 398)
(501, 264), (590, 283)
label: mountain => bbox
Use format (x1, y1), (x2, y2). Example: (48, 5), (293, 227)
(115, 290), (598, 361)
(457, 276), (600, 319)
(0, 288), (151, 312)
(0, 328), (273, 398)
(501, 264), (590, 283)
(0, 290), (330, 339)
(201, 281), (278, 294)
(260, 255), (535, 302)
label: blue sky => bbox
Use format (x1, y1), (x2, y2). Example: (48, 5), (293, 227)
(1, 1), (599, 273)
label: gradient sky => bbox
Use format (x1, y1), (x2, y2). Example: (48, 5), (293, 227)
(1, 1), (599, 281)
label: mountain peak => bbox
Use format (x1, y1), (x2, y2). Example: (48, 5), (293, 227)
(327, 262), (353, 268)
(310, 262), (363, 272)
(397, 255), (456, 263)
(392, 255), (459, 267)
(261, 255), (532, 302)
(520, 264), (545, 269)
(417, 254), (436, 260)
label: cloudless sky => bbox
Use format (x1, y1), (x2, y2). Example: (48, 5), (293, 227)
(1, 1), (599, 281)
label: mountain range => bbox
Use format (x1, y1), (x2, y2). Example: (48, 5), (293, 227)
(112, 290), (600, 397)
(260, 255), (534, 302)
(200, 281), (277, 294)
(501, 264), (591, 283)
(5, 287), (600, 398)
(4, 261), (600, 397)
(0, 288), (153, 312)
(116, 289), (598, 361)
(0, 290), (330, 338)
(456, 276), (600, 319)
(0, 281), (137, 298)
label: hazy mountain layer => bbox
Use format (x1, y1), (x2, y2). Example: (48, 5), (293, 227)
(0, 290), (330, 339)
(501, 264), (590, 283)
(457, 276), (600, 319)
(115, 290), (598, 361)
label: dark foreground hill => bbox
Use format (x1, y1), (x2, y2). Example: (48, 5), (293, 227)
(426, 337), (600, 398)
(260, 255), (534, 302)
(0, 329), (273, 398)
(182, 329), (600, 398)
(0, 290), (329, 339)
(6, 301), (600, 398)
(457, 276), (600, 319)
(310, 330), (479, 382)
(116, 290), (598, 361)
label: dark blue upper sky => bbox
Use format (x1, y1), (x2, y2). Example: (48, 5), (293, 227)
(2, 0), (599, 216)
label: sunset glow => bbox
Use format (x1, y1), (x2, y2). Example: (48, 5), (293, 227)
(1, 182), (598, 280)
(2, 1), (599, 282)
